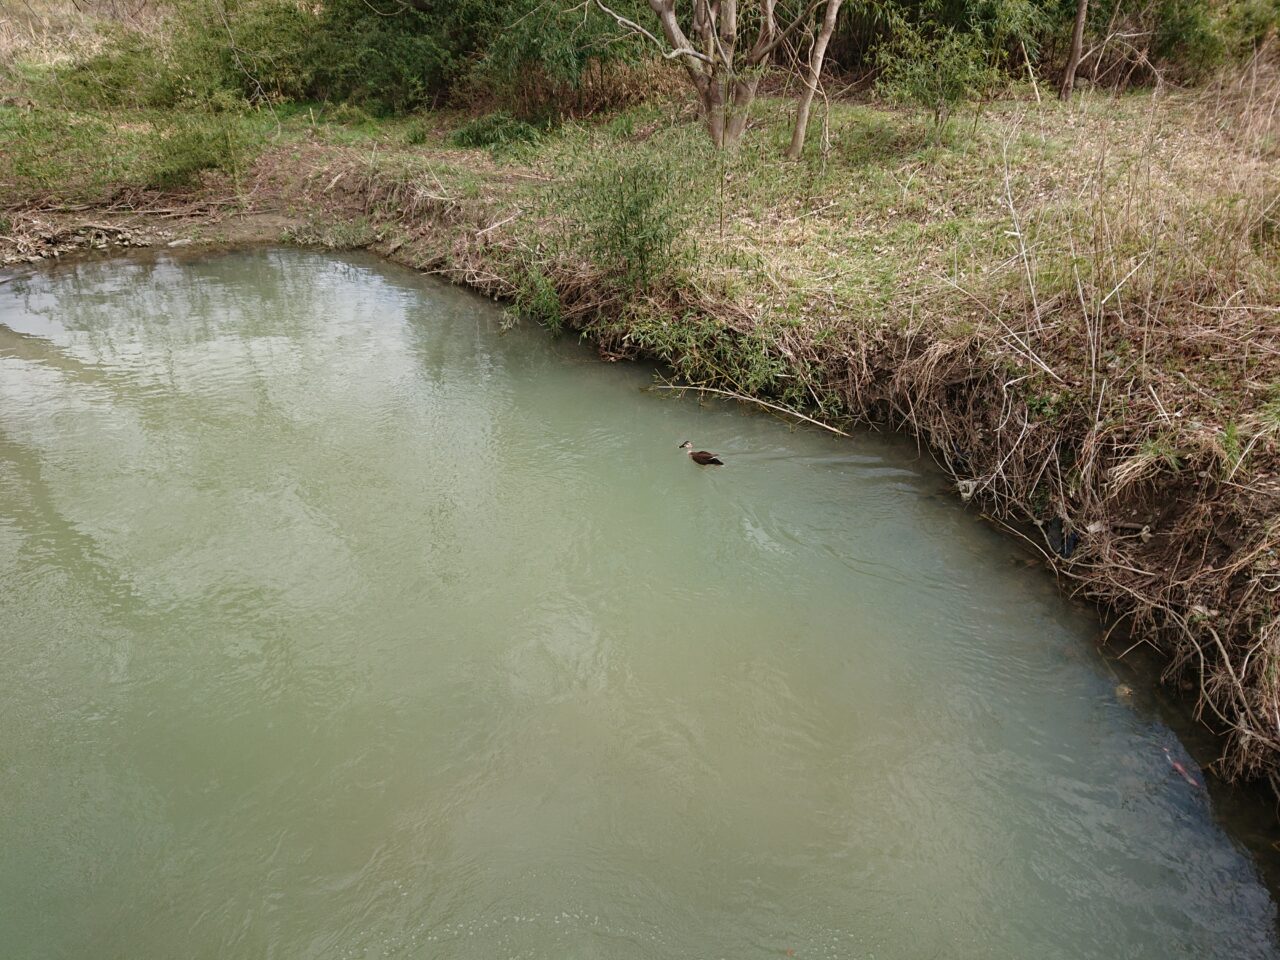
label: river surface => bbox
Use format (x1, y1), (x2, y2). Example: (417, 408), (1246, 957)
(1, 248), (1278, 960)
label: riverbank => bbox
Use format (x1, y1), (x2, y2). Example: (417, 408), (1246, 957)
(4, 58), (1280, 801)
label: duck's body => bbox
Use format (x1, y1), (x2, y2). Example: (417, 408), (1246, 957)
(679, 441), (723, 466)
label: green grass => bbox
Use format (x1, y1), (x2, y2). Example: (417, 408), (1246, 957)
(0, 107), (151, 201)
(0, 105), (278, 203)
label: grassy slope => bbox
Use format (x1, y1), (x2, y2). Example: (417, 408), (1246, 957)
(3, 20), (1280, 790)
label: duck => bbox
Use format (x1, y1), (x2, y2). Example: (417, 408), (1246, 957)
(679, 440), (723, 466)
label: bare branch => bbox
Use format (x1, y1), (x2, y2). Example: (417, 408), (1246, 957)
(591, 0), (714, 65)
(650, 383), (851, 437)
(750, 0), (824, 63)
(787, 0), (842, 159)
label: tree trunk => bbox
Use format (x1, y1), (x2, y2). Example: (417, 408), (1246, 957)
(595, 0), (828, 149)
(786, 0), (842, 159)
(1060, 0), (1089, 100)
(722, 76), (760, 149)
(704, 76), (727, 148)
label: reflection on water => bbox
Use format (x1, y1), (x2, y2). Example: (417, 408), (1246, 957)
(1, 249), (1277, 960)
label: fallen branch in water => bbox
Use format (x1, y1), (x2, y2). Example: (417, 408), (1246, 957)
(649, 382), (850, 437)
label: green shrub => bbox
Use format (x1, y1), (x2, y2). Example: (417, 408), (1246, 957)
(970, 0), (1054, 66)
(511, 263), (565, 331)
(450, 111), (544, 152)
(48, 0), (316, 109)
(1154, 0), (1227, 78)
(828, 0), (1274, 90)
(0, 106), (254, 202)
(404, 119), (430, 145)
(34, 0), (1280, 122)
(1091, 0), (1277, 82)
(307, 0), (504, 115)
(41, 0), (648, 118)
(325, 102), (373, 125)
(569, 154), (689, 292)
(827, 0), (1052, 78)
(178, 0), (317, 103)
(1221, 0), (1280, 55)
(145, 112), (252, 189)
(472, 0), (648, 119)
(0, 109), (131, 201)
(233, 0), (316, 101)
(877, 23), (999, 132)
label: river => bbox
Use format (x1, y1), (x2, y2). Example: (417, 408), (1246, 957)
(1, 248), (1276, 959)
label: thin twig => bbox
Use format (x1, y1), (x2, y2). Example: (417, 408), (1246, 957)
(649, 382), (849, 436)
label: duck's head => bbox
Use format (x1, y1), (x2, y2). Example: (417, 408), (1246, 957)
(678, 440), (692, 450)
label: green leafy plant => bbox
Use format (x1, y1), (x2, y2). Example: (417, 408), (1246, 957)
(876, 22), (1000, 133)
(308, 0), (504, 115)
(473, 0), (648, 119)
(450, 111), (544, 153)
(570, 153), (689, 292)
(1221, 0), (1280, 56)
(1154, 0), (1227, 78)
(145, 112), (252, 189)
(511, 262), (564, 332)
(403, 119), (430, 145)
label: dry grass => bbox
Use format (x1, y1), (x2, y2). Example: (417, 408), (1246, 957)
(0, 0), (162, 70)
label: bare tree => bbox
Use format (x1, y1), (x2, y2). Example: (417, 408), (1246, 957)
(594, 0), (824, 149)
(786, 0), (842, 159)
(1059, 0), (1088, 100)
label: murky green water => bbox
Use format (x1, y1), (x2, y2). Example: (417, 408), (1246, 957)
(2, 248), (1277, 960)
